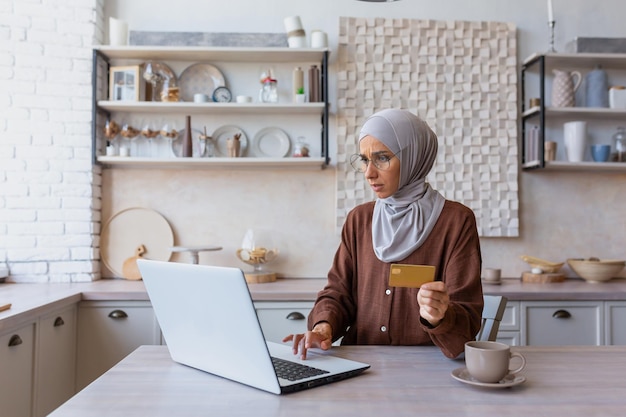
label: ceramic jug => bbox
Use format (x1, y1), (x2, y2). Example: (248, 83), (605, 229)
(585, 66), (609, 107)
(552, 69), (582, 107)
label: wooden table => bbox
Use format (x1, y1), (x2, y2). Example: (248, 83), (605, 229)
(49, 345), (626, 416)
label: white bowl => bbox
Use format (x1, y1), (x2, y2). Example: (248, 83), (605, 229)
(567, 259), (625, 283)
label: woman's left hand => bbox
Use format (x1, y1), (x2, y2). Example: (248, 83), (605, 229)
(417, 281), (449, 327)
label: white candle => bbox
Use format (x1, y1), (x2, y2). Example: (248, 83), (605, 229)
(547, 0), (554, 22)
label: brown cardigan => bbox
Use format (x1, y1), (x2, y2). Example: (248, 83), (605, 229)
(308, 200), (483, 358)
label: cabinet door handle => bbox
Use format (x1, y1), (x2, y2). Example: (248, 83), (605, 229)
(552, 309), (571, 319)
(8, 334), (23, 347)
(285, 312), (306, 321)
(54, 316), (65, 327)
(108, 309), (128, 319)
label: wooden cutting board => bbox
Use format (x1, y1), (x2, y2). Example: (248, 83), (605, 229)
(522, 271), (565, 283)
(122, 245), (146, 280)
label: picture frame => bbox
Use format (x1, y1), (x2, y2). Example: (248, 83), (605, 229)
(109, 65), (145, 101)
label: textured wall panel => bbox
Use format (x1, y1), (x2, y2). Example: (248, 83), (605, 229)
(336, 17), (519, 237)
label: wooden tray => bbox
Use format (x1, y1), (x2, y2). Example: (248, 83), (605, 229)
(522, 271), (565, 283)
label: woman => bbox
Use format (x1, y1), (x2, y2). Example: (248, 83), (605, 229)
(283, 109), (483, 359)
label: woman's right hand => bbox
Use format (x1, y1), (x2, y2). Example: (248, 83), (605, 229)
(282, 322), (333, 360)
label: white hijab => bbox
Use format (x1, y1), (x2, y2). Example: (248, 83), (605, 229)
(359, 109), (446, 263)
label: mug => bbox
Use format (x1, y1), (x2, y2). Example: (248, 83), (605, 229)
(465, 341), (526, 383)
(193, 93), (209, 103)
(482, 268), (501, 282)
(563, 121), (587, 162)
(591, 144), (611, 162)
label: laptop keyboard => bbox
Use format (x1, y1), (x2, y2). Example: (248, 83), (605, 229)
(271, 357), (330, 381)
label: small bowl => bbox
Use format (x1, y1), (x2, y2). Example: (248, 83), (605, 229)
(567, 258), (625, 283)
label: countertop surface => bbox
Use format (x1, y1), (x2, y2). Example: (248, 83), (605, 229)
(2, 277), (626, 331)
(49, 344), (626, 417)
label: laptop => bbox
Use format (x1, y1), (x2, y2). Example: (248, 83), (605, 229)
(137, 259), (370, 394)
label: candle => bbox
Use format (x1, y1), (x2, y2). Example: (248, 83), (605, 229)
(547, 0), (554, 22)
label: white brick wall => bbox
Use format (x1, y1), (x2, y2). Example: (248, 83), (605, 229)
(0, 0), (104, 282)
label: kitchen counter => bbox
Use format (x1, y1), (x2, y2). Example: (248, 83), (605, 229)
(48, 344), (626, 417)
(2, 277), (626, 330)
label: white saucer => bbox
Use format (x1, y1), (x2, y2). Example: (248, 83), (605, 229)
(451, 367), (525, 388)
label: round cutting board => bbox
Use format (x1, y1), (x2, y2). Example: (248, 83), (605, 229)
(101, 207), (174, 278)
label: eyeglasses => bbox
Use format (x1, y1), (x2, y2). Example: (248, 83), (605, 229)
(349, 151), (398, 173)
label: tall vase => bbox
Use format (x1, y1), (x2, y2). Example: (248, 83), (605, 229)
(563, 121), (587, 162)
(182, 115), (193, 158)
(585, 66), (609, 108)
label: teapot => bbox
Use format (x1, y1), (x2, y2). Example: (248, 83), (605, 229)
(551, 69), (582, 107)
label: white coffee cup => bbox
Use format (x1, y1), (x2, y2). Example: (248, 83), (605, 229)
(109, 17), (129, 46)
(482, 268), (501, 282)
(193, 93), (209, 103)
(465, 341), (526, 383)
(236, 95), (253, 103)
(563, 121), (587, 162)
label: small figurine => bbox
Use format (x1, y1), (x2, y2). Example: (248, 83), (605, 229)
(227, 132), (242, 157)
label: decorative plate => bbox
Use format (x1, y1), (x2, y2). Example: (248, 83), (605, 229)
(252, 127), (291, 157)
(178, 63), (226, 102)
(100, 207), (174, 278)
(451, 367), (526, 389)
(212, 125), (248, 157)
(170, 129), (204, 158)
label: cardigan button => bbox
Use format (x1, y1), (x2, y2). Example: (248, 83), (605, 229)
(385, 289), (391, 295)
(380, 326), (387, 332)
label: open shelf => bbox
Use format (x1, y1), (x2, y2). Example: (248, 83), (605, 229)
(97, 156), (327, 170)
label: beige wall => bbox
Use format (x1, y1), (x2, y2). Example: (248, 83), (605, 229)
(2, 0), (626, 282)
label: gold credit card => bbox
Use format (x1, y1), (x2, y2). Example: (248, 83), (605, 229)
(389, 264), (436, 288)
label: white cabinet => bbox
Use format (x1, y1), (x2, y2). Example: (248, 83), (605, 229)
(92, 46), (330, 170)
(75, 301), (161, 391)
(34, 305), (77, 417)
(521, 301), (603, 346)
(0, 321), (36, 417)
(605, 301), (626, 345)
(254, 301), (313, 343)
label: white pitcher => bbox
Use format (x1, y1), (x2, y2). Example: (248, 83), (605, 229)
(552, 69), (582, 107)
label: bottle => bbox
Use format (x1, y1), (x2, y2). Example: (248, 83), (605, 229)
(308, 65), (320, 103)
(292, 66), (304, 102)
(613, 126), (626, 162)
(182, 115), (193, 157)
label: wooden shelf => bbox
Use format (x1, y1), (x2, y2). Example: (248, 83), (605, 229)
(523, 52), (626, 70)
(98, 101), (326, 115)
(93, 46), (329, 63)
(530, 161), (626, 172)
(523, 106), (626, 120)
(97, 156), (328, 170)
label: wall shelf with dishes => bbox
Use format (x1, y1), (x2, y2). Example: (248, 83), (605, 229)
(520, 52), (626, 172)
(91, 46), (330, 170)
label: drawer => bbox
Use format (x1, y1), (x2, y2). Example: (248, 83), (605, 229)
(254, 302), (313, 343)
(522, 301), (603, 346)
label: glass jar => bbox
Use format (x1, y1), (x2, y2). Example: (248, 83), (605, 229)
(260, 79), (278, 103)
(292, 136), (310, 157)
(613, 127), (626, 162)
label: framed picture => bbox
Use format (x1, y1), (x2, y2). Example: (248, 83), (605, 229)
(109, 65), (144, 101)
